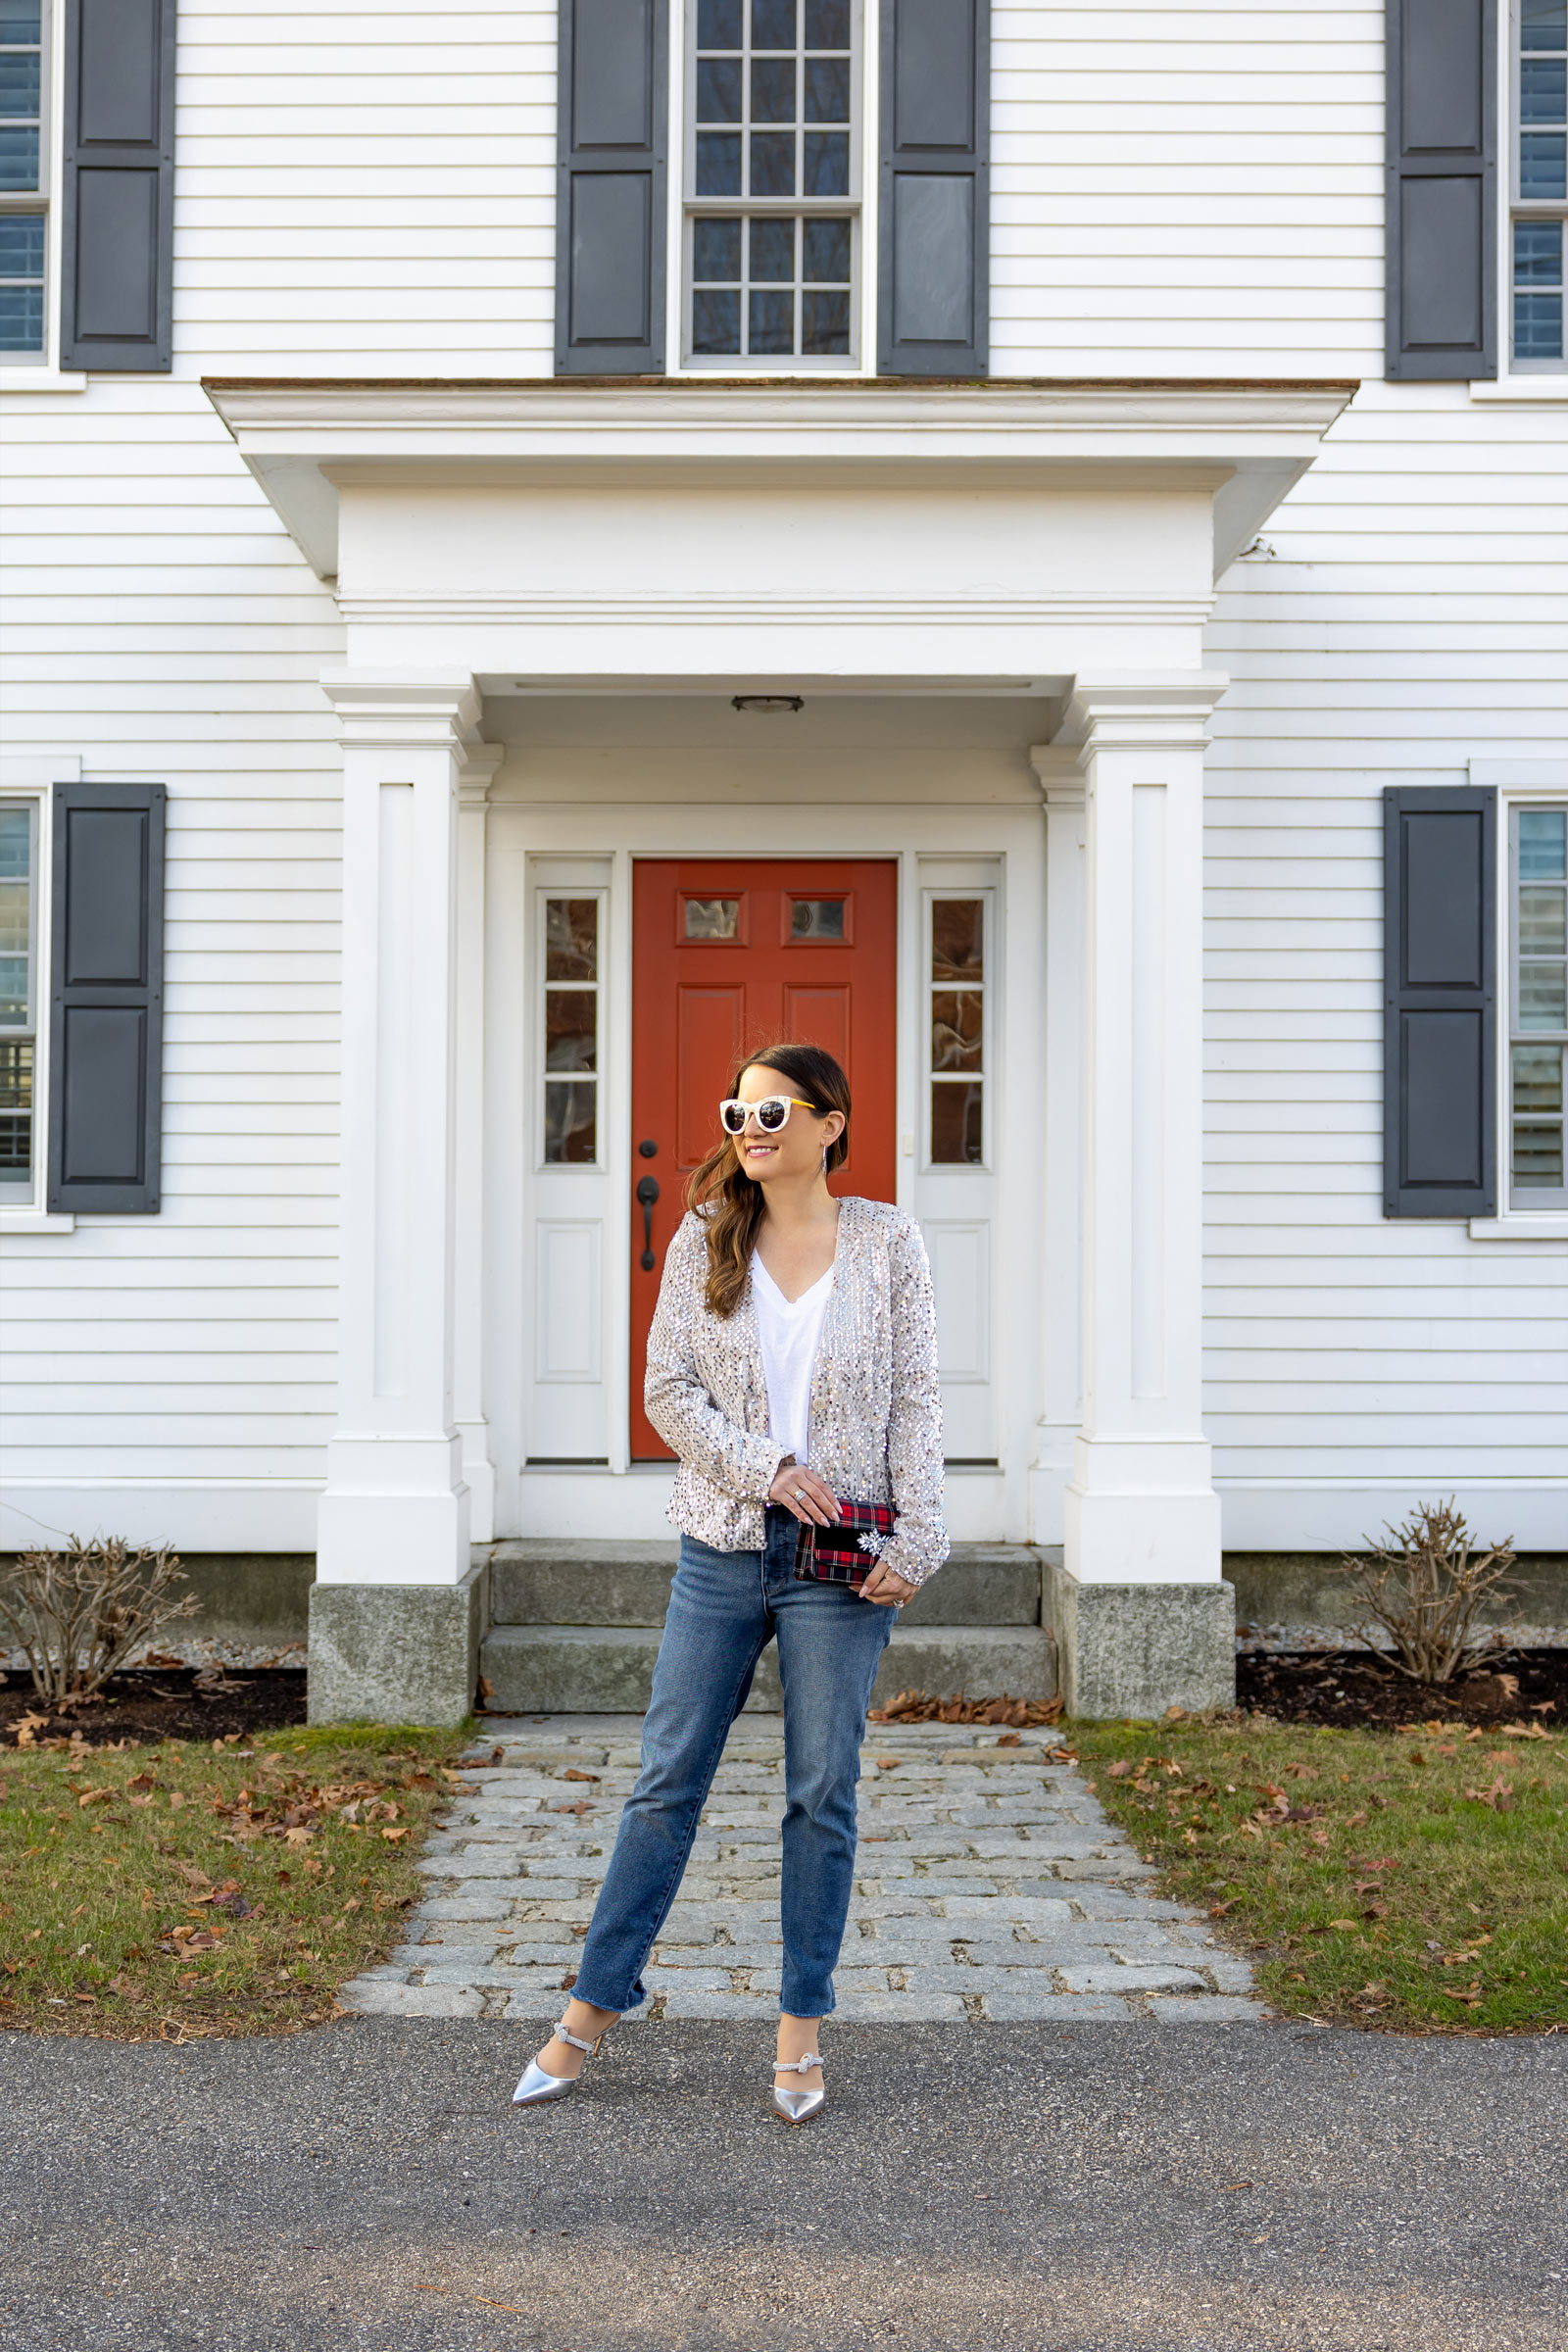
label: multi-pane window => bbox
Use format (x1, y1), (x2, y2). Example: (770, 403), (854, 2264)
(686, 0), (858, 365)
(1509, 806), (1567, 1205)
(1513, 0), (1568, 366)
(543, 897), (599, 1163)
(0, 802), (37, 1195)
(929, 897), (985, 1164)
(0, 0), (45, 360)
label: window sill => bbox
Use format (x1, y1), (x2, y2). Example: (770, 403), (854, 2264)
(0, 1208), (74, 1234)
(0, 368), (87, 395)
(1468, 377), (1568, 404)
(1468, 1213), (1568, 1240)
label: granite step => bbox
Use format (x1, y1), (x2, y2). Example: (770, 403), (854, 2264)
(488, 1540), (1049, 1629)
(480, 1619), (1055, 1715)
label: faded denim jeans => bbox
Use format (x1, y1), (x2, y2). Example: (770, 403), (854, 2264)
(571, 1508), (896, 2018)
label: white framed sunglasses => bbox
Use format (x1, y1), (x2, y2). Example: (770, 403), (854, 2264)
(718, 1095), (819, 1136)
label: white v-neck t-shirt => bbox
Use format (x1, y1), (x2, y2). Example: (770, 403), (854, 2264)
(751, 1250), (834, 1466)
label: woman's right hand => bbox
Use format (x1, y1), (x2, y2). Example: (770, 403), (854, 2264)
(767, 1462), (840, 1527)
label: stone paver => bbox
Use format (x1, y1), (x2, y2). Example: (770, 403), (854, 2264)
(338, 1713), (1265, 2024)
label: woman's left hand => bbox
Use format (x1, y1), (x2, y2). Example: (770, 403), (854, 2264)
(858, 1559), (916, 1607)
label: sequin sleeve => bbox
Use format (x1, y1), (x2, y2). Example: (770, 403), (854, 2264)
(643, 1212), (790, 1504)
(877, 1211), (948, 1589)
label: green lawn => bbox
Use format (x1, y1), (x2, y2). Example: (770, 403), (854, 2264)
(1071, 1712), (1568, 2034)
(0, 1722), (469, 2039)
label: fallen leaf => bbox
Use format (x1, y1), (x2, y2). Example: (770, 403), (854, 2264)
(995, 1733), (1021, 1748)
(1326, 1920), (1359, 1931)
(550, 1800), (594, 1816)
(1107, 1760), (1133, 1779)
(1498, 1722), (1547, 1740)
(76, 1788), (114, 1809)
(562, 1769), (600, 1784)
(283, 1826), (315, 1847)
(381, 1825), (408, 1842)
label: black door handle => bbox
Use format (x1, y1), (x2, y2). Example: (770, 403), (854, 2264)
(636, 1173), (660, 1271)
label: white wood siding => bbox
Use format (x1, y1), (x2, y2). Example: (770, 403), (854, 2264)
(991, 2), (1383, 378)
(1203, 382), (1568, 1537)
(0, 379), (344, 1544)
(174, 4), (558, 375)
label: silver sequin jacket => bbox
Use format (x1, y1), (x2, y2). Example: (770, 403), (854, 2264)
(644, 1197), (948, 1589)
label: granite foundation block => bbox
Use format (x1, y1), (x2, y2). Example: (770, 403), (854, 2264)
(308, 1557), (487, 1728)
(1047, 1563), (1236, 1719)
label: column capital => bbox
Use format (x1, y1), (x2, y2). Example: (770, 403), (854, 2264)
(458, 743), (504, 807)
(1028, 746), (1086, 810)
(1052, 672), (1229, 760)
(319, 669), (481, 754)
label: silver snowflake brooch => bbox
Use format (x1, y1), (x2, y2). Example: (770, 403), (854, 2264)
(857, 1529), (889, 1560)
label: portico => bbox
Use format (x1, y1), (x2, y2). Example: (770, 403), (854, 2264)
(207, 375), (1353, 1724)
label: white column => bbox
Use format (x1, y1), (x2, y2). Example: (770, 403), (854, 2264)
(316, 672), (482, 1587)
(1057, 674), (1228, 1585)
(1029, 757), (1086, 1543)
(454, 743), (503, 1543)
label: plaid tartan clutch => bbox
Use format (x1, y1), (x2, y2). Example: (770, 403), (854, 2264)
(793, 1499), (900, 1589)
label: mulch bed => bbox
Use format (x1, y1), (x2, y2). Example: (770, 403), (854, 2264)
(1235, 1647), (1568, 1730)
(0, 1666), (308, 1748)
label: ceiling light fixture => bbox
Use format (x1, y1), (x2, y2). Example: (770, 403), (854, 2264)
(731, 695), (804, 714)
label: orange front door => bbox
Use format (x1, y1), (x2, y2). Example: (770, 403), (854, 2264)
(629, 858), (899, 1460)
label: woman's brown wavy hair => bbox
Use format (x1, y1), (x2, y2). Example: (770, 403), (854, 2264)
(686, 1041), (851, 1318)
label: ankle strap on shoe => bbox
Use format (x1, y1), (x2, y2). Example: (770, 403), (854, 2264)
(772, 2053), (822, 2074)
(554, 2022), (600, 2054)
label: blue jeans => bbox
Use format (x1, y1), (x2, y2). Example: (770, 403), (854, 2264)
(571, 1508), (896, 2019)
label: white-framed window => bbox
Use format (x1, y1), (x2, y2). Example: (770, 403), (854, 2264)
(683, 0), (861, 368)
(1506, 801), (1567, 1206)
(0, 0), (46, 362)
(539, 890), (603, 1166)
(1510, 0), (1568, 368)
(925, 889), (990, 1168)
(0, 795), (39, 1199)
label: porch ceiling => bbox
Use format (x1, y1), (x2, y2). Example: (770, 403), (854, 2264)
(205, 376), (1357, 589)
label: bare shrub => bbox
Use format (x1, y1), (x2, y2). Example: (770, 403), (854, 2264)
(0, 1537), (199, 1707)
(1333, 1500), (1518, 1686)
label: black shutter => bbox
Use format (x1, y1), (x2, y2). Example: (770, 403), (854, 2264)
(60, 0), (175, 372)
(1386, 0), (1496, 379)
(47, 784), (165, 1214)
(878, 0), (990, 375)
(555, 0), (667, 374)
(1384, 786), (1496, 1218)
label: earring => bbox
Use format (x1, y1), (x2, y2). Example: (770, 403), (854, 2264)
(821, 1143), (829, 1174)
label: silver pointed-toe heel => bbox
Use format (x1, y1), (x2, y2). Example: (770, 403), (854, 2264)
(512, 2017), (610, 2107)
(770, 2051), (826, 2127)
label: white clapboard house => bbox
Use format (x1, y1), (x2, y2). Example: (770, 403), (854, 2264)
(0, 0), (1563, 1725)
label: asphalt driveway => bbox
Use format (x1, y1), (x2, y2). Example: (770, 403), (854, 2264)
(1, 2017), (1563, 2351)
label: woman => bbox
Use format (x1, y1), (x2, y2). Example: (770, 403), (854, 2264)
(512, 1040), (947, 2123)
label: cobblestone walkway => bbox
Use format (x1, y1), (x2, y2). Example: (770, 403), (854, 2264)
(340, 1715), (1267, 2025)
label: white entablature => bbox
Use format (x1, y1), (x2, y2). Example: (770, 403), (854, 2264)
(207, 379), (1357, 689)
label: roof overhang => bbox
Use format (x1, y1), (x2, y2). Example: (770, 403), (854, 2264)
(204, 375), (1357, 586)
